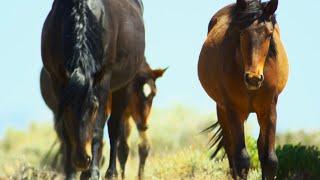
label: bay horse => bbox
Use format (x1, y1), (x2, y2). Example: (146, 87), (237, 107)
(40, 0), (145, 179)
(198, 0), (289, 179)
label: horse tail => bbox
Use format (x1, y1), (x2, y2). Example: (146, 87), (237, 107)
(40, 138), (59, 167)
(202, 121), (224, 159)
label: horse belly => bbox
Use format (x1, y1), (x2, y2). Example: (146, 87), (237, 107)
(110, 11), (145, 91)
(198, 45), (223, 104)
(110, 54), (144, 91)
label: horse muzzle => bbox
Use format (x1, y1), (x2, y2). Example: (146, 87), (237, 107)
(72, 151), (92, 171)
(244, 72), (264, 90)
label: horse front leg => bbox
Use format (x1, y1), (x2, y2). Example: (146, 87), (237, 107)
(257, 101), (278, 180)
(64, 142), (77, 180)
(217, 105), (250, 179)
(118, 115), (131, 179)
(137, 129), (150, 179)
(80, 116), (107, 180)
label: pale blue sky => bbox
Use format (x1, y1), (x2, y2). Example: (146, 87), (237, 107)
(0, 0), (319, 136)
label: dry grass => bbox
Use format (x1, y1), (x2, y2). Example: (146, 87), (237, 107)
(2, 105), (316, 179)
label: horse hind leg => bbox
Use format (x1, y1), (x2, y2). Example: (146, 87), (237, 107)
(117, 115), (131, 179)
(256, 103), (278, 180)
(217, 105), (250, 179)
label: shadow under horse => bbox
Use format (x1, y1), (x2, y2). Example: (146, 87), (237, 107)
(40, 0), (146, 179)
(198, 0), (289, 179)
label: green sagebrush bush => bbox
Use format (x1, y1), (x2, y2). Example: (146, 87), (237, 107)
(276, 144), (320, 180)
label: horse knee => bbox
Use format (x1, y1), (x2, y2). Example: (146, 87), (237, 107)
(118, 141), (129, 166)
(138, 143), (150, 160)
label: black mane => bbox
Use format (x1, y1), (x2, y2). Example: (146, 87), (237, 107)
(63, 0), (104, 78)
(59, 0), (104, 118)
(233, 1), (277, 28)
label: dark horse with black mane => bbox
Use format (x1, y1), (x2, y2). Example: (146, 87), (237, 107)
(198, 0), (289, 179)
(40, 0), (145, 179)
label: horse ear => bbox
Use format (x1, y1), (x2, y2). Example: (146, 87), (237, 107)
(264, 0), (278, 18)
(152, 67), (168, 80)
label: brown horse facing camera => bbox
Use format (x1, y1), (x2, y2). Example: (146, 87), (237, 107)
(40, 0), (145, 179)
(198, 0), (289, 179)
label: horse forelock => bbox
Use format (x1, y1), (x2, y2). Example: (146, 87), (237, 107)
(234, 0), (263, 28)
(233, 1), (279, 29)
(233, 1), (278, 58)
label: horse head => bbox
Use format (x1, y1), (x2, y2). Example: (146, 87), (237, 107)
(236, 0), (278, 90)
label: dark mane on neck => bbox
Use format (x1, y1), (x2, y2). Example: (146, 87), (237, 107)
(58, 0), (104, 119)
(63, 0), (104, 78)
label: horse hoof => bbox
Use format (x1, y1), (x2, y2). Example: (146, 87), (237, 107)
(80, 170), (100, 180)
(105, 169), (118, 180)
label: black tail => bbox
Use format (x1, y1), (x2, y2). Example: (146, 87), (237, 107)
(40, 138), (59, 167)
(202, 122), (224, 159)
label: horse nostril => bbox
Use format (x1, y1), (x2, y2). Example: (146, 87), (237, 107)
(86, 156), (91, 165)
(244, 73), (264, 87)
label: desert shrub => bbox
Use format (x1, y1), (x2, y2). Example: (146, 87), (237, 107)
(276, 144), (320, 180)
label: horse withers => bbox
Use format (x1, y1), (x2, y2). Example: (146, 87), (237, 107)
(40, 0), (145, 179)
(198, 0), (289, 179)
